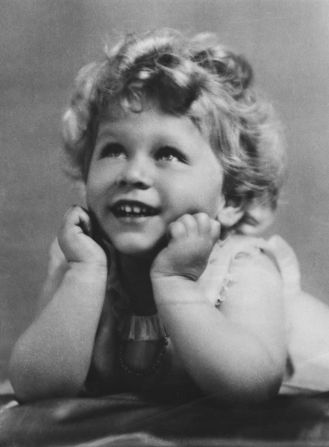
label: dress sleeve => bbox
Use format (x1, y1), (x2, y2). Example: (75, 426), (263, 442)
(266, 235), (301, 295)
(215, 237), (281, 308)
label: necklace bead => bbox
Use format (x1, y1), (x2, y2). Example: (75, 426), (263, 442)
(119, 336), (169, 377)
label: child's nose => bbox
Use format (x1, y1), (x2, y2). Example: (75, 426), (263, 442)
(116, 157), (153, 189)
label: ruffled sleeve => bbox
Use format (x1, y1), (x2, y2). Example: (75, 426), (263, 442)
(211, 235), (284, 306)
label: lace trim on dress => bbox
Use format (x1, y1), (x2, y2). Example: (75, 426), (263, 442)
(119, 314), (167, 341)
(215, 245), (264, 307)
(215, 274), (235, 308)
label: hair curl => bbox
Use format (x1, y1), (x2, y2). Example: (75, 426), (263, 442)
(62, 28), (286, 232)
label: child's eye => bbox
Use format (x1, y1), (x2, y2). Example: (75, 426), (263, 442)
(156, 146), (186, 163)
(99, 143), (126, 159)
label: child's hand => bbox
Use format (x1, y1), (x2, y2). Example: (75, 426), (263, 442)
(58, 206), (107, 268)
(151, 213), (220, 281)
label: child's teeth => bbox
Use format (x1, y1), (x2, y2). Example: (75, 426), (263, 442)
(114, 202), (156, 216)
(133, 206), (140, 213)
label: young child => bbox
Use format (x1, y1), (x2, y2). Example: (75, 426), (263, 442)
(9, 29), (329, 404)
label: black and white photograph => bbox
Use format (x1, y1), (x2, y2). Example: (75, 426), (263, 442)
(1, 1), (329, 445)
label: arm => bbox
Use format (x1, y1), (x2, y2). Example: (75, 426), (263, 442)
(151, 214), (286, 404)
(9, 207), (109, 402)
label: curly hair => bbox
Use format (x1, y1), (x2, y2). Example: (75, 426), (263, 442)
(62, 28), (286, 232)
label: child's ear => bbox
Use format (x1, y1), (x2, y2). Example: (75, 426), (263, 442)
(217, 201), (244, 227)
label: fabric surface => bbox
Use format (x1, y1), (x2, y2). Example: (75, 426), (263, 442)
(2, 388), (329, 446)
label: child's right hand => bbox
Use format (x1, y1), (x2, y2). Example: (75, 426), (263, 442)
(58, 206), (107, 268)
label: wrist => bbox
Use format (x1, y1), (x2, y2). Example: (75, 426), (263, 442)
(151, 262), (205, 282)
(151, 274), (202, 306)
(150, 268), (199, 282)
(67, 261), (108, 279)
(151, 271), (194, 282)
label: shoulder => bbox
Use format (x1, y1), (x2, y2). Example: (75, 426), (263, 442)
(205, 234), (282, 289)
(203, 234), (283, 308)
(37, 238), (69, 311)
(218, 235), (283, 302)
(218, 236), (285, 321)
(227, 234), (302, 297)
(224, 234), (280, 274)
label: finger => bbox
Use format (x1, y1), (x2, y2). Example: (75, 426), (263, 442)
(78, 214), (92, 236)
(64, 205), (89, 221)
(168, 221), (187, 239)
(177, 214), (198, 234)
(194, 213), (211, 234)
(64, 206), (91, 235)
(210, 219), (221, 240)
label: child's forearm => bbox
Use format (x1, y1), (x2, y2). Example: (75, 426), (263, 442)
(9, 263), (107, 402)
(152, 276), (285, 403)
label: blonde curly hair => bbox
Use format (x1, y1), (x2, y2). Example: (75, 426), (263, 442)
(62, 29), (286, 233)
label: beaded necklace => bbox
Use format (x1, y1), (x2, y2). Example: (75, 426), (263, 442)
(119, 337), (169, 377)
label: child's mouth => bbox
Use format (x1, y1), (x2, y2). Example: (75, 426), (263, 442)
(111, 200), (159, 218)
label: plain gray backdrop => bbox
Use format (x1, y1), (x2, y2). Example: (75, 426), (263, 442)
(1, 0), (329, 379)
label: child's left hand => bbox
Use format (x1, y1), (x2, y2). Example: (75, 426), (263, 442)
(151, 213), (220, 281)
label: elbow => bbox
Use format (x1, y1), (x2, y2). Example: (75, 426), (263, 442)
(11, 380), (81, 405)
(230, 371), (283, 405)
(9, 346), (83, 403)
(202, 371), (283, 406)
(10, 368), (82, 403)
(9, 344), (31, 402)
(196, 356), (285, 406)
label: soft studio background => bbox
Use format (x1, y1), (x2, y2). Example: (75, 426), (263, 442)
(1, 0), (328, 380)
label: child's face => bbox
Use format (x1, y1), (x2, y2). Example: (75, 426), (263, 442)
(85, 105), (227, 258)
